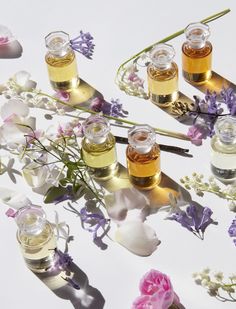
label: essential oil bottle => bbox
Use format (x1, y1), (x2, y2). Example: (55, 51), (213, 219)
(211, 116), (236, 183)
(16, 206), (57, 273)
(81, 115), (119, 180)
(147, 43), (179, 107)
(126, 125), (161, 190)
(45, 31), (79, 92)
(182, 22), (212, 84)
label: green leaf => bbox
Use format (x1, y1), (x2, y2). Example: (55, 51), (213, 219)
(44, 185), (68, 204)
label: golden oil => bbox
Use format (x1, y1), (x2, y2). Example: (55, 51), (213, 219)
(45, 31), (79, 92)
(182, 23), (212, 85)
(81, 115), (118, 180)
(126, 125), (161, 190)
(147, 44), (179, 107)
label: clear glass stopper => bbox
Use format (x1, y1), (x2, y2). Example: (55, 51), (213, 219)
(215, 116), (236, 144)
(15, 206), (46, 236)
(128, 124), (156, 154)
(185, 22), (210, 49)
(149, 43), (175, 69)
(83, 115), (110, 144)
(45, 31), (70, 56)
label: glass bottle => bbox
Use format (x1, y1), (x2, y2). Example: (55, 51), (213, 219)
(211, 116), (236, 183)
(81, 115), (119, 180)
(126, 125), (161, 190)
(16, 206), (57, 273)
(182, 22), (212, 84)
(147, 43), (179, 107)
(45, 31), (79, 92)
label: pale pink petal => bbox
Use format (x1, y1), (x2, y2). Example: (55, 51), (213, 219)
(14, 71), (31, 87)
(1, 99), (29, 119)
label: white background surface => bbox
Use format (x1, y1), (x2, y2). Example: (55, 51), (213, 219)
(0, 0), (236, 308)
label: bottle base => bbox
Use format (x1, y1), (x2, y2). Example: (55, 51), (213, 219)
(129, 173), (161, 190)
(88, 162), (119, 181)
(24, 252), (56, 273)
(211, 164), (236, 184)
(50, 76), (80, 92)
(149, 92), (179, 107)
(182, 70), (212, 85)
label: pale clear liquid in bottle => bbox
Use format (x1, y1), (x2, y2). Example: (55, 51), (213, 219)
(210, 116), (236, 183)
(81, 115), (118, 180)
(147, 43), (179, 107)
(16, 206), (56, 273)
(45, 31), (79, 92)
(126, 125), (161, 190)
(182, 22), (212, 84)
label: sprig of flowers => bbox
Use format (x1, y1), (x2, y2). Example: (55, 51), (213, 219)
(228, 217), (236, 246)
(180, 173), (236, 212)
(70, 31), (95, 59)
(166, 194), (217, 239)
(193, 268), (236, 302)
(115, 9), (230, 98)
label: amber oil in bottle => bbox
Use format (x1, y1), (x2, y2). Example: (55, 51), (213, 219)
(147, 43), (179, 107)
(126, 125), (161, 190)
(81, 115), (118, 180)
(16, 206), (57, 273)
(182, 22), (212, 84)
(45, 31), (79, 92)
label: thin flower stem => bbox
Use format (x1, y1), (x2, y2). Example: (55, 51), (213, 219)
(116, 9), (230, 75)
(35, 91), (190, 141)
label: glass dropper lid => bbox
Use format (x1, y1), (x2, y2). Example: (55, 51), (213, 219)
(149, 43), (175, 70)
(214, 116), (236, 144)
(128, 124), (156, 154)
(185, 22), (210, 49)
(83, 114), (110, 144)
(45, 31), (70, 56)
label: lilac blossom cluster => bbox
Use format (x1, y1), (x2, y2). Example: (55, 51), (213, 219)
(70, 31), (95, 59)
(167, 202), (217, 239)
(228, 217), (236, 246)
(187, 88), (236, 145)
(90, 97), (128, 118)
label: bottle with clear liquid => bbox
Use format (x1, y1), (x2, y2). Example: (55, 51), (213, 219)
(211, 116), (236, 183)
(147, 43), (179, 107)
(81, 115), (119, 180)
(16, 206), (57, 273)
(126, 125), (161, 190)
(182, 22), (212, 84)
(45, 31), (79, 92)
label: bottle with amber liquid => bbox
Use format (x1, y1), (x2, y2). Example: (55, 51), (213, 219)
(147, 43), (179, 107)
(210, 116), (236, 183)
(182, 22), (212, 84)
(45, 31), (79, 92)
(126, 125), (161, 190)
(16, 206), (57, 273)
(81, 115), (119, 180)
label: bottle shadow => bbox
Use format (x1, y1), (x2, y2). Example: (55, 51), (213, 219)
(0, 40), (23, 58)
(34, 262), (105, 309)
(97, 163), (192, 209)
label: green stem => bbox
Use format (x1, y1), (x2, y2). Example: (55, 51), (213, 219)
(36, 91), (190, 141)
(116, 8), (230, 74)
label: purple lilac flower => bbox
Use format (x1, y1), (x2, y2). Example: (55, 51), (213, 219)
(70, 31), (95, 59)
(90, 97), (128, 118)
(228, 218), (236, 246)
(221, 88), (236, 116)
(5, 208), (17, 218)
(52, 249), (73, 270)
(167, 202), (217, 239)
(187, 124), (209, 146)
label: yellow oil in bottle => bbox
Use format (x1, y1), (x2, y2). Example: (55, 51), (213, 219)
(46, 50), (79, 91)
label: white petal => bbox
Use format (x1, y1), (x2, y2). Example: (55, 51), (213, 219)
(1, 122), (27, 145)
(14, 71), (31, 87)
(1, 99), (29, 119)
(0, 187), (32, 209)
(24, 80), (37, 90)
(115, 221), (161, 256)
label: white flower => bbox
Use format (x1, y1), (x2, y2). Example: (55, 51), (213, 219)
(115, 221), (161, 256)
(0, 187), (32, 209)
(13, 71), (37, 92)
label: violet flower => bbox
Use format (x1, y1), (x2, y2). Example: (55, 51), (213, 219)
(187, 124), (209, 146)
(221, 88), (236, 116)
(228, 217), (236, 246)
(90, 97), (128, 118)
(52, 249), (73, 270)
(167, 202), (217, 239)
(70, 31), (95, 59)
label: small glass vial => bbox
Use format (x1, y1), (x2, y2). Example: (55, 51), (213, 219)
(81, 115), (119, 180)
(211, 116), (236, 183)
(182, 22), (212, 84)
(147, 43), (179, 107)
(16, 206), (57, 273)
(126, 125), (161, 190)
(45, 31), (79, 92)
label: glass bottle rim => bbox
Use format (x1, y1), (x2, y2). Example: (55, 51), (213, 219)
(185, 22), (210, 48)
(149, 43), (175, 69)
(83, 114), (110, 144)
(45, 31), (70, 55)
(214, 116), (236, 144)
(128, 124), (156, 153)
